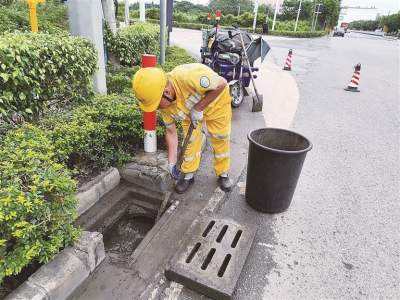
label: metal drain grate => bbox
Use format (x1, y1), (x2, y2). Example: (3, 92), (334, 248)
(165, 217), (257, 300)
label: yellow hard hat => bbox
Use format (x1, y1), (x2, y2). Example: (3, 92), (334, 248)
(132, 67), (167, 112)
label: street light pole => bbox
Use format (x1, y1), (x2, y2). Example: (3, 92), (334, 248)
(252, 0), (259, 33)
(272, 0), (279, 31)
(160, 0), (166, 64)
(312, 3), (322, 31)
(294, 0), (302, 32)
(124, 0), (130, 26)
(139, 0), (146, 22)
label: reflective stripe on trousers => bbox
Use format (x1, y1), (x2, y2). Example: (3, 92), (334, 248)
(181, 101), (231, 176)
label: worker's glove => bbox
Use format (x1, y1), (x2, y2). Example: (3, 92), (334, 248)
(190, 108), (203, 128)
(168, 163), (181, 180)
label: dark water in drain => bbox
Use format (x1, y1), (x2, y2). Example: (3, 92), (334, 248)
(103, 213), (154, 263)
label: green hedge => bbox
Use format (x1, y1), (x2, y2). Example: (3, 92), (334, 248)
(40, 94), (147, 179)
(105, 23), (160, 66)
(0, 124), (79, 282)
(269, 30), (327, 38)
(170, 21), (326, 38)
(106, 46), (196, 95)
(0, 33), (97, 126)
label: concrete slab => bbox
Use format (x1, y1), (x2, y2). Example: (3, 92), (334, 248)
(166, 217), (257, 300)
(118, 151), (173, 195)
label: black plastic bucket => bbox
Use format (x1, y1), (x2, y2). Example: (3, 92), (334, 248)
(245, 128), (312, 213)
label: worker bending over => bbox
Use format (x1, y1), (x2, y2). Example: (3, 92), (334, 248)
(133, 63), (233, 194)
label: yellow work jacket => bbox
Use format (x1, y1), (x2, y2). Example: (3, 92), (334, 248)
(160, 63), (231, 126)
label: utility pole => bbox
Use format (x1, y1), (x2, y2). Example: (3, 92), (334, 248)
(160, 0), (166, 64)
(294, 0), (302, 32)
(68, 0), (107, 94)
(139, 0), (146, 22)
(272, 0), (279, 31)
(252, 0), (259, 32)
(312, 3), (322, 31)
(102, 0), (117, 34)
(124, 0), (130, 26)
(311, 3), (316, 30)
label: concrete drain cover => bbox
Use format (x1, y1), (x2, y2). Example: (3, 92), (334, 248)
(165, 217), (257, 300)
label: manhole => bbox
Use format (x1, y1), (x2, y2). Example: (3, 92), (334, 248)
(103, 212), (155, 265)
(166, 217), (257, 300)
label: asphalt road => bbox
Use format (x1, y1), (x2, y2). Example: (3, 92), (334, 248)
(170, 29), (400, 299)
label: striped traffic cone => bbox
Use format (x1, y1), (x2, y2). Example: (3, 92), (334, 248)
(344, 63), (361, 92)
(283, 49), (293, 71)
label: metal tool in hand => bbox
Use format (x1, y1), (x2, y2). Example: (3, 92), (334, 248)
(156, 123), (195, 220)
(239, 32), (263, 112)
(176, 122), (195, 173)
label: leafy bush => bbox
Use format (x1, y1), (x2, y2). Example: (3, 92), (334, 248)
(40, 94), (145, 179)
(349, 20), (379, 31)
(0, 124), (79, 283)
(105, 23), (160, 66)
(0, 33), (97, 126)
(162, 46), (196, 72)
(269, 30), (326, 38)
(106, 46), (195, 95)
(380, 12), (400, 33)
(0, 1), (68, 34)
(170, 21), (325, 38)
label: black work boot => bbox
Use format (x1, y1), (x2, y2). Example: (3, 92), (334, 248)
(175, 177), (194, 194)
(218, 176), (233, 192)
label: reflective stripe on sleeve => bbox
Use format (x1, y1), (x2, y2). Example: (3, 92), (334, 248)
(185, 93), (202, 110)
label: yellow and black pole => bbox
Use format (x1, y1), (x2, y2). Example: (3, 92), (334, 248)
(27, 0), (45, 33)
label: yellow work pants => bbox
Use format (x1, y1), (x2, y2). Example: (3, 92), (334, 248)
(181, 102), (232, 176)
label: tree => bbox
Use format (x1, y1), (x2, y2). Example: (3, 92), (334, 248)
(280, 0), (313, 21)
(208, 0), (253, 16)
(318, 0), (340, 29)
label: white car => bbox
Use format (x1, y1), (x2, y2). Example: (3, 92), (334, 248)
(333, 27), (345, 37)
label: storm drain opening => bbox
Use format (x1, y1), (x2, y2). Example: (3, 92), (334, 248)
(202, 220), (215, 237)
(231, 230), (242, 248)
(201, 248), (216, 270)
(186, 243), (201, 264)
(217, 254), (232, 277)
(103, 211), (155, 265)
(75, 185), (164, 267)
(216, 225), (228, 243)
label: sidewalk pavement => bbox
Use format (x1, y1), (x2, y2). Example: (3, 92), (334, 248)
(75, 29), (300, 299)
(75, 92), (265, 300)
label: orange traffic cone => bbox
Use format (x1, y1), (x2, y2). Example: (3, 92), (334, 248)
(344, 64), (361, 92)
(283, 49), (293, 71)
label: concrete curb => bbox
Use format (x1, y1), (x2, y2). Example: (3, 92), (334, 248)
(76, 167), (120, 216)
(118, 151), (173, 194)
(5, 231), (105, 300)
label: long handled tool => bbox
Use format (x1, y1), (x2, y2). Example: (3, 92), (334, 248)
(156, 122), (195, 220)
(239, 32), (263, 112)
(176, 122), (195, 173)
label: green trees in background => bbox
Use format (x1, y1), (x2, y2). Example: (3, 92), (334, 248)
(280, 0), (313, 21)
(208, 0), (254, 16)
(379, 12), (400, 32)
(319, 0), (340, 28)
(349, 12), (400, 33)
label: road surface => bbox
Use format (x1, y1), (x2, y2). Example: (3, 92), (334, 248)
(170, 29), (400, 299)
